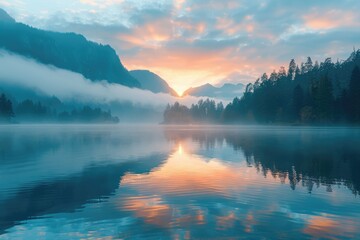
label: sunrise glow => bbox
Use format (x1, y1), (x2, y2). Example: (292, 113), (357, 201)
(4, 1), (359, 92)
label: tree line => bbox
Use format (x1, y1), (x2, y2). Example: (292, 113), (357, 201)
(0, 96), (119, 123)
(163, 50), (360, 125)
(163, 99), (224, 124)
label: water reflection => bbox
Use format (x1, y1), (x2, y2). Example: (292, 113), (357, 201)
(0, 125), (359, 239)
(164, 126), (360, 195)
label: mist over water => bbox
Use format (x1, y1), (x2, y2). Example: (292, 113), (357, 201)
(0, 125), (359, 239)
(0, 51), (206, 112)
(0, 51), (224, 123)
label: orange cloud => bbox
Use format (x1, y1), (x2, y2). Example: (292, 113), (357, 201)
(215, 16), (256, 36)
(117, 18), (173, 48)
(174, 0), (186, 10)
(303, 10), (359, 31)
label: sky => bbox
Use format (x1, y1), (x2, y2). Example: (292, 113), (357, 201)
(1, 0), (360, 95)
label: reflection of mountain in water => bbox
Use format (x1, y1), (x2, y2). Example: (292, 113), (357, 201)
(164, 127), (360, 195)
(0, 154), (166, 234)
(0, 126), (171, 234)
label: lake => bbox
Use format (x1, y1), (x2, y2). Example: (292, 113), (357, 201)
(0, 125), (359, 239)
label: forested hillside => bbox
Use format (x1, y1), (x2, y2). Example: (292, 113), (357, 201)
(164, 50), (360, 125)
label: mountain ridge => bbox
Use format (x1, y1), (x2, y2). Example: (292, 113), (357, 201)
(183, 82), (245, 100)
(0, 8), (140, 88)
(0, 9), (15, 23)
(130, 70), (178, 96)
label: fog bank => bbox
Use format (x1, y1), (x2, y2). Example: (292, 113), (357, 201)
(0, 51), (206, 108)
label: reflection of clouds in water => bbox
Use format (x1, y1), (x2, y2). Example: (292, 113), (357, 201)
(303, 215), (357, 239)
(1, 127), (360, 239)
(115, 138), (360, 238)
(119, 140), (277, 197)
(121, 196), (172, 228)
(116, 140), (280, 233)
(117, 195), (206, 228)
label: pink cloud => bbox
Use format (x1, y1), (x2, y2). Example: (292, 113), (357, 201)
(303, 10), (359, 31)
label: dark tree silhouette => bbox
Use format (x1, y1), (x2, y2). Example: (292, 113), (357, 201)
(0, 93), (14, 122)
(16, 100), (48, 119)
(349, 66), (360, 122)
(314, 76), (333, 122)
(163, 99), (224, 124)
(163, 50), (360, 125)
(292, 84), (304, 121)
(288, 59), (297, 80)
(304, 57), (313, 73)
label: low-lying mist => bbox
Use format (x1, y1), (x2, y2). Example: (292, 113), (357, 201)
(0, 51), (214, 123)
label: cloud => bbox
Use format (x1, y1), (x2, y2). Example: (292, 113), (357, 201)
(2, 0), (360, 93)
(79, 0), (125, 8)
(303, 10), (359, 31)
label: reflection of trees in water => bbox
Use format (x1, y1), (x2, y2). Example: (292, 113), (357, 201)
(164, 127), (227, 151)
(164, 128), (360, 195)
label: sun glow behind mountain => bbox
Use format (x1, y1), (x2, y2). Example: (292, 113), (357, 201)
(2, 0), (360, 92)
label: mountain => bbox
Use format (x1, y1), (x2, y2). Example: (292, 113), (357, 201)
(0, 9), (15, 23)
(183, 83), (245, 100)
(130, 70), (178, 96)
(0, 9), (140, 88)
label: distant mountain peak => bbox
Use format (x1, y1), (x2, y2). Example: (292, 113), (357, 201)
(0, 8), (15, 23)
(130, 70), (178, 96)
(183, 82), (245, 100)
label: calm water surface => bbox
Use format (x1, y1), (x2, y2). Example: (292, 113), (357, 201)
(0, 125), (359, 239)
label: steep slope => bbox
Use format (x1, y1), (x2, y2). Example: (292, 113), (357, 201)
(0, 8), (15, 23)
(130, 70), (178, 96)
(183, 83), (245, 100)
(0, 9), (140, 88)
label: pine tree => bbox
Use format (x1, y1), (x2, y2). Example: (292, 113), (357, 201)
(278, 66), (287, 78)
(295, 65), (301, 79)
(305, 57), (313, 73)
(288, 59), (297, 80)
(300, 63), (305, 74)
(260, 73), (268, 83)
(269, 70), (278, 83)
